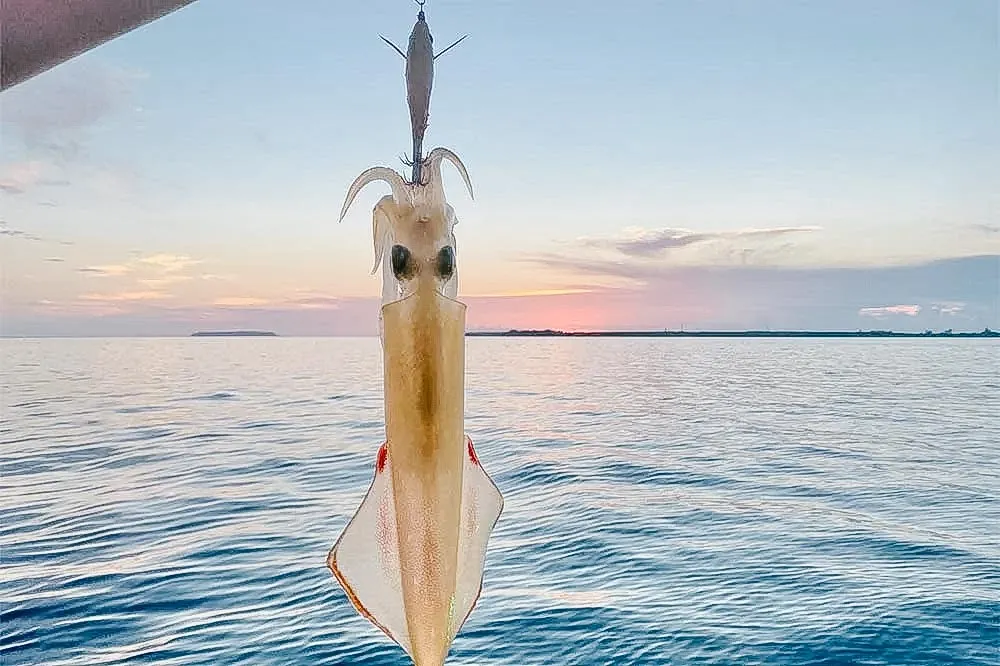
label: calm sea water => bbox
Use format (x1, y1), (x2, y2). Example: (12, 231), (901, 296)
(2, 337), (998, 665)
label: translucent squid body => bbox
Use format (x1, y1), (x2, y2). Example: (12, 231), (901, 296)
(328, 147), (503, 666)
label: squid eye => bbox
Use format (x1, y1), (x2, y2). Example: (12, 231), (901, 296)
(436, 246), (455, 280)
(391, 244), (417, 280)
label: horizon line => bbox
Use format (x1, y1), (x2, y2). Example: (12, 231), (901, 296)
(2, 327), (997, 340)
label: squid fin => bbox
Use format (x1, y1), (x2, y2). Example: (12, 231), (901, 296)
(327, 437), (503, 656)
(450, 435), (504, 640)
(327, 443), (412, 657)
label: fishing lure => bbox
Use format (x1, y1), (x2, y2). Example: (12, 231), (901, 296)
(328, 6), (501, 666)
(379, 2), (467, 184)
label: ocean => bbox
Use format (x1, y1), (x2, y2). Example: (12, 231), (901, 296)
(2, 337), (998, 665)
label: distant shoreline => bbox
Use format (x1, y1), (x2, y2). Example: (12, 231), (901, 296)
(466, 328), (999, 339)
(3, 329), (996, 340)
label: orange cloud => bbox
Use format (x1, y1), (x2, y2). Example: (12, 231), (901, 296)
(137, 254), (201, 272)
(80, 290), (169, 302)
(139, 275), (193, 287)
(214, 297), (270, 307)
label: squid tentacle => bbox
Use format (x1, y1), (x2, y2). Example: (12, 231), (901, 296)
(338, 166), (410, 223)
(425, 147), (474, 201)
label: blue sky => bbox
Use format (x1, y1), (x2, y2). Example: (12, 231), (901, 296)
(2, 0), (997, 335)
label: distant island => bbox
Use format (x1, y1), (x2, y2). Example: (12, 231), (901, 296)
(191, 330), (278, 337)
(467, 328), (999, 339)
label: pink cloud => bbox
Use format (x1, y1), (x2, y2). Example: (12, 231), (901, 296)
(0, 160), (45, 193)
(858, 304), (921, 318)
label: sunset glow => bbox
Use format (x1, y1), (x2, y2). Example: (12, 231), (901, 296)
(2, 2), (996, 336)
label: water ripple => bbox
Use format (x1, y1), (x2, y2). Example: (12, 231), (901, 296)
(1, 337), (997, 664)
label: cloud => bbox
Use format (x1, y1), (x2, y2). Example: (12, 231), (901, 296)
(0, 160), (69, 193)
(522, 253), (998, 331)
(6, 245), (996, 336)
(44, 257), (65, 263)
(931, 301), (966, 316)
(0, 221), (43, 242)
(965, 223), (1000, 238)
(72, 253), (210, 308)
(290, 295), (341, 310)
(29, 251), (334, 328)
(581, 225), (822, 259)
(139, 275), (194, 288)
(214, 297), (271, 307)
(1, 61), (147, 201)
(78, 254), (201, 280)
(2, 61), (147, 161)
(137, 254), (201, 273)
(522, 252), (668, 285)
(5, 253), (996, 337)
(0, 220), (72, 245)
(79, 264), (133, 277)
(211, 294), (343, 310)
(80, 291), (169, 302)
(0, 161), (43, 193)
(858, 304), (921, 318)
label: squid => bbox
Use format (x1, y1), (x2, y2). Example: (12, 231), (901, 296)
(327, 146), (503, 666)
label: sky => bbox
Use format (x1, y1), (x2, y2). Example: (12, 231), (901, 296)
(2, 0), (998, 336)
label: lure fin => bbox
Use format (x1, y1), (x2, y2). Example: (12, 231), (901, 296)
(328, 437), (503, 661)
(434, 34), (468, 60)
(380, 34), (407, 59)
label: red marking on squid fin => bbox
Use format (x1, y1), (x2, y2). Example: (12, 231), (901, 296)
(466, 436), (480, 466)
(375, 442), (388, 474)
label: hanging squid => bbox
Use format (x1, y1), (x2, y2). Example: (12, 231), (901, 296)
(327, 9), (501, 666)
(328, 147), (503, 666)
